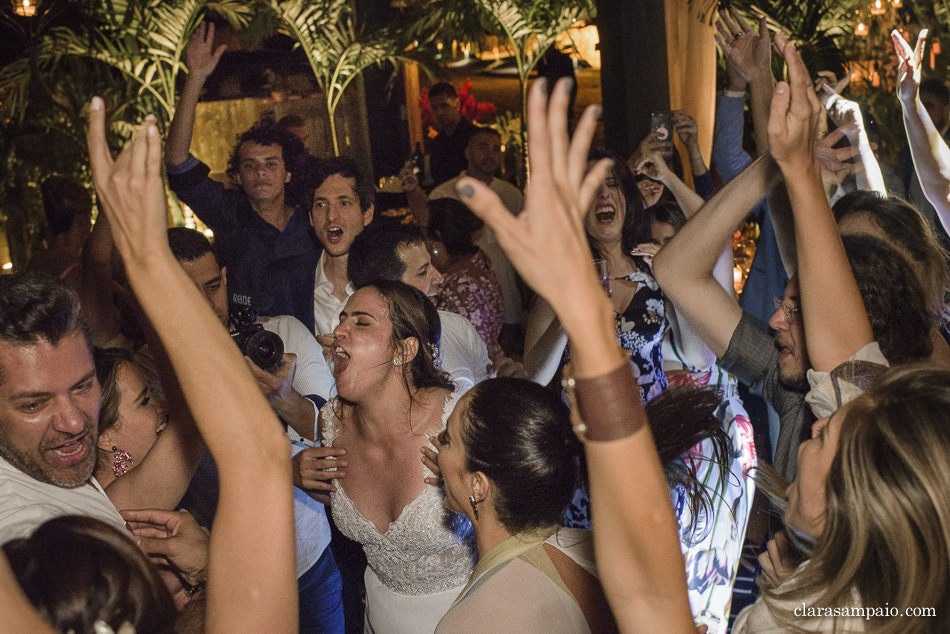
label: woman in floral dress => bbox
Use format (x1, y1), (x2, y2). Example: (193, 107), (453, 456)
(427, 197), (505, 358)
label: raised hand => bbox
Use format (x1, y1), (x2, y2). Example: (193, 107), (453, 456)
(455, 79), (610, 331)
(455, 78), (620, 376)
(186, 21), (226, 83)
(892, 29), (927, 105)
(768, 32), (822, 173)
(87, 101), (166, 264)
(716, 9), (771, 83)
(673, 110), (699, 149)
(822, 85), (865, 136)
(633, 150), (673, 184)
(814, 127), (861, 184)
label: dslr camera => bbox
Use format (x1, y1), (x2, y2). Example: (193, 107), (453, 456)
(229, 293), (284, 372)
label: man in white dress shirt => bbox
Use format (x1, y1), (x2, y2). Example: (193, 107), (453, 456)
(310, 157), (375, 339)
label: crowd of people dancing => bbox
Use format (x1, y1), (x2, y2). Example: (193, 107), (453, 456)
(3, 14), (950, 634)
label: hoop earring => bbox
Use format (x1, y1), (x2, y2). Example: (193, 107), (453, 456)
(111, 446), (133, 478)
(469, 495), (479, 521)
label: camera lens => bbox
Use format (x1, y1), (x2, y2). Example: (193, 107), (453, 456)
(245, 330), (284, 370)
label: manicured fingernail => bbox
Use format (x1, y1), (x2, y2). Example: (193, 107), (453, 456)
(536, 77), (547, 91)
(561, 78), (574, 93)
(775, 83), (789, 94)
(91, 96), (103, 110)
(148, 125), (158, 137)
(145, 114), (156, 122)
(592, 105), (603, 118)
(458, 183), (475, 199)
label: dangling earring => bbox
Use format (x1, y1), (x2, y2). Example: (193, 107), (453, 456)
(111, 446), (133, 477)
(469, 495), (479, 521)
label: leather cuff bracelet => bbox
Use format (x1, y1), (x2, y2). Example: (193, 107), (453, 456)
(562, 361), (646, 441)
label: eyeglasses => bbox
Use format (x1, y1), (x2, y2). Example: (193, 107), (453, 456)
(773, 296), (801, 323)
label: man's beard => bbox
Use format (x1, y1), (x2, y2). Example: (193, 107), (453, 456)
(778, 367), (810, 392)
(0, 430), (96, 489)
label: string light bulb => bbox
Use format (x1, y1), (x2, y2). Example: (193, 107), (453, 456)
(13, 0), (36, 16)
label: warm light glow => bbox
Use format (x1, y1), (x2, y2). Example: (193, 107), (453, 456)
(13, 0), (36, 16)
(1, 262), (12, 270)
(891, 0), (902, 7)
(855, 22), (869, 37)
(870, 0), (886, 15)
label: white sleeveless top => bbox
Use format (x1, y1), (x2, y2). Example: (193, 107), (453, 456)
(320, 395), (474, 596)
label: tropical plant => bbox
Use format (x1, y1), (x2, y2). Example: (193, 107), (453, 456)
(270, 0), (425, 156)
(44, 0), (253, 129)
(471, 0), (595, 183)
(0, 0), (253, 268)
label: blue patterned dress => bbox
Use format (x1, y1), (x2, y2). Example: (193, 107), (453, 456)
(563, 263), (670, 527)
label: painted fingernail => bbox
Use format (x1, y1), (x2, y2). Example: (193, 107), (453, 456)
(91, 96), (103, 110)
(561, 78), (574, 93)
(458, 183), (475, 199)
(592, 105), (603, 118)
(536, 77), (547, 91)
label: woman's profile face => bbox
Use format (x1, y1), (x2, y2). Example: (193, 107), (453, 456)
(784, 406), (848, 538)
(332, 287), (399, 400)
(99, 363), (167, 471)
(585, 166), (627, 248)
(436, 393), (473, 518)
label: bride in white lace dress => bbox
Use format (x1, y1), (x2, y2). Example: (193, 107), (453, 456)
(316, 281), (473, 633)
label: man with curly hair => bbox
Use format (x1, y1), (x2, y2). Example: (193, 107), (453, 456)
(165, 23), (321, 331)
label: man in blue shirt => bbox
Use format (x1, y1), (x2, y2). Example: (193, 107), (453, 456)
(165, 23), (321, 331)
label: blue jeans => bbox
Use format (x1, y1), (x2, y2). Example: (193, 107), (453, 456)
(299, 547), (345, 633)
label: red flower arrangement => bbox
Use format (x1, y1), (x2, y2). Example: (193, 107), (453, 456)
(419, 78), (496, 131)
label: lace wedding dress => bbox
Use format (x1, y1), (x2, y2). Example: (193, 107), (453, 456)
(321, 395), (474, 633)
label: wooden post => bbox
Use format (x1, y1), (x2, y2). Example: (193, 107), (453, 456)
(404, 62), (423, 148)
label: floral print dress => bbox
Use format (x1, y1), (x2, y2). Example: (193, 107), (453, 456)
(435, 249), (504, 358)
(665, 334), (757, 634)
(563, 264), (670, 527)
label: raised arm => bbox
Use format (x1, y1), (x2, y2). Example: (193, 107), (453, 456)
(165, 22), (225, 168)
(633, 150), (704, 216)
(769, 34), (873, 370)
(823, 86), (887, 194)
(456, 79), (694, 633)
(717, 10), (773, 155)
(88, 102), (296, 633)
(894, 29), (950, 227)
(653, 155), (781, 359)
